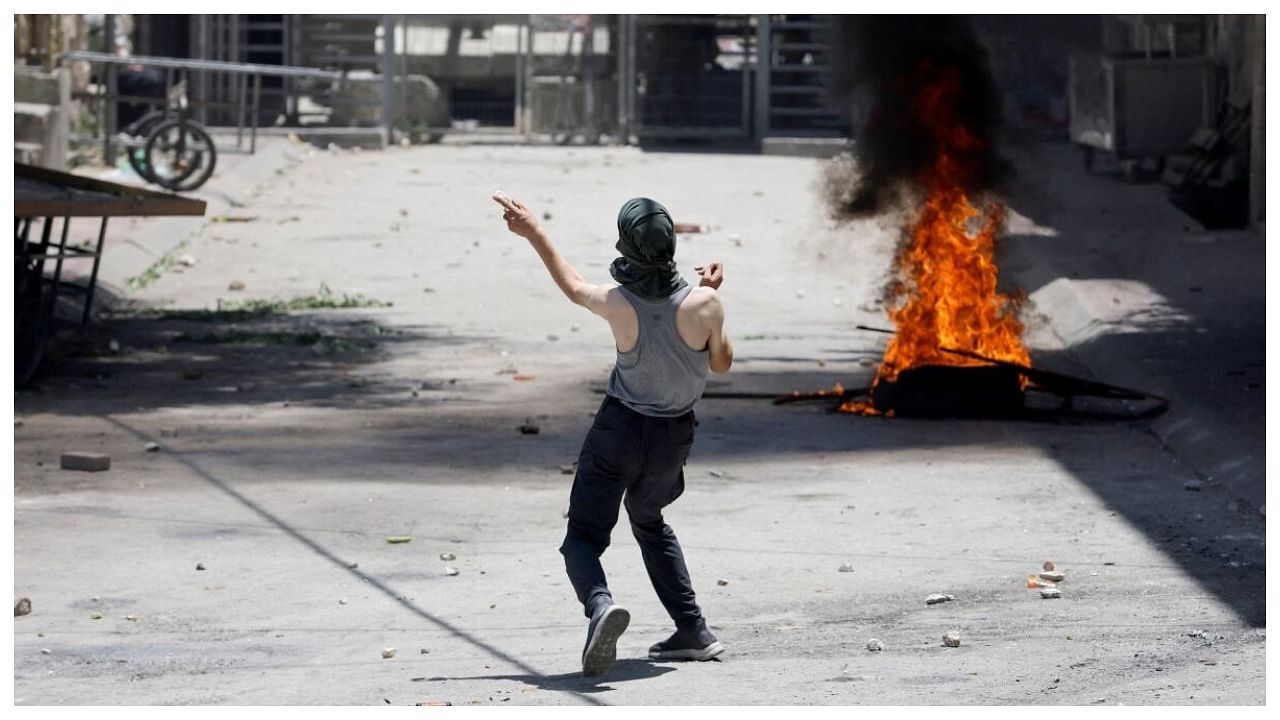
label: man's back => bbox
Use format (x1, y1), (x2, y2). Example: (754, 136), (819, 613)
(606, 285), (710, 418)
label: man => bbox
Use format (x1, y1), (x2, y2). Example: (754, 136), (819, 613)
(498, 194), (733, 677)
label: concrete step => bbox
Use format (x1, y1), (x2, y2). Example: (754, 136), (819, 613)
(760, 135), (850, 158)
(264, 126), (386, 150)
(14, 141), (42, 165)
(14, 101), (55, 145)
(14, 68), (63, 105)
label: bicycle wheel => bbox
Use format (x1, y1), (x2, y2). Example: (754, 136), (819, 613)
(143, 118), (218, 192)
(123, 111), (168, 183)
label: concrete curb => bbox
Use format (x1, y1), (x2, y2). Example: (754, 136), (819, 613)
(1021, 267), (1264, 513)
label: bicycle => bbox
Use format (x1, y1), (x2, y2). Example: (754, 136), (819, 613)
(117, 80), (218, 193)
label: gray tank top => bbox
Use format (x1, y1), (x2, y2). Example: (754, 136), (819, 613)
(607, 285), (710, 417)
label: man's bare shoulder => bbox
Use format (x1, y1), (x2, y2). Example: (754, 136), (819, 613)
(683, 286), (722, 309)
(593, 283), (630, 317)
(682, 286), (724, 322)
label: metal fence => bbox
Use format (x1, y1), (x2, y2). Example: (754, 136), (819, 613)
(70, 14), (853, 149)
(623, 15), (756, 139)
(61, 50), (342, 164)
(388, 15), (529, 136)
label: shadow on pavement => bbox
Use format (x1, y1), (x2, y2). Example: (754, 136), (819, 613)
(98, 412), (609, 707)
(425, 657), (678, 693)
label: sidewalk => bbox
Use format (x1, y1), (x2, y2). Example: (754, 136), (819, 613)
(1002, 141), (1265, 514)
(66, 135), (315, 301)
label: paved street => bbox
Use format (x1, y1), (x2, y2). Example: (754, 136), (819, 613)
(13, 141), (1265, 705)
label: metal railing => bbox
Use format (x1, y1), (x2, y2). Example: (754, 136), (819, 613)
(60, 50), (343, 164)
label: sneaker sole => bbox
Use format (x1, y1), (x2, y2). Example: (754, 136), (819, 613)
(582, 606), (630, 677)
(649, 640), (725, 662)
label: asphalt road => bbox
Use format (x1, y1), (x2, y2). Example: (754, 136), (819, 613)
(12, 142), (1265, 705)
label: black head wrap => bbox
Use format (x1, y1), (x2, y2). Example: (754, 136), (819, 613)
(609, 197), (688, 300)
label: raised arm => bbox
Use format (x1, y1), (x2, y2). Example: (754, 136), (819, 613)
(498, 194), (612, 316)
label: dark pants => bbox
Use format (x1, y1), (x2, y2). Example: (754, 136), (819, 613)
(559, 395), (704, 629)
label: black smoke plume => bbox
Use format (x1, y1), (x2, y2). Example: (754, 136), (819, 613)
(829, 16), (1010, 215)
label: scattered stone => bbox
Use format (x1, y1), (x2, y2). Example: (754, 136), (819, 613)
(1043, 560), (1055, 571)
(518, 424), (540, 435)
(1040, 588), (1062, 599)
(420, 648), (430, 654)
(439, 552), (456, 562)
(92, 596), (100, 602)
(382, 647), (397, 659)
(542, 211), (553, 220)
(176, 254), (198, 267)
(41, 649), (51, 655)
(942, 631), (962, 648)
(195, 563), (206, 571)
(338, 598), (348, 605)
(559, 464), (576, 475)
(14, 598), (32, 616)
(347, 562), (359, 569)
(1184, 479), (1203, 492)
(547, 334), (559, 342)
(443, 566), (459, 576)
(125, 614), (139, 622)
(236, 382), (256, 393)
(717, 579), (729, 586)
(1039, 570), (1065, 583)
(708, 470), (724, 478)
(60, 452), (111, 472)
(89, 612), (103, 620)
(182, 369), (204, 381)
(227, 280), (245, 291)
(866, 638), (884, 652)
(144, 442), (160, 453)
(570, 324), (580, 332)
(1103, 561), (1116, 566)
(925, 593), (955, 605)
(385, 536), (412, 544)
(496, 365), (518, 375)
(108, 339), (121, 354)
(838, 563), (855, 573)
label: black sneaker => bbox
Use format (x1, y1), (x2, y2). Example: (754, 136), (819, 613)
(648, 623), (725, 661)
(582, 603), (630, 676)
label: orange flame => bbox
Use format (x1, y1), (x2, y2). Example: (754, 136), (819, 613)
(840, 67), (1028, 415)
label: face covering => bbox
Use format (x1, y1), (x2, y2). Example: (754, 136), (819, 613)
(609, 197), (689, 300)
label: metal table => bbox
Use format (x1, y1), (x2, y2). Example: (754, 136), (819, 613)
(14, 163), (207, 386)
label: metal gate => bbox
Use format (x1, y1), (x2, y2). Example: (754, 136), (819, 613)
(623, 14), (755, 139)
(525, 14), (617, 143)
(392, 15), (530, 136)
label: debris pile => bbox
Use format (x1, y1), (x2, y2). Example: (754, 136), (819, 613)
(1026, 560), (1065, 599)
